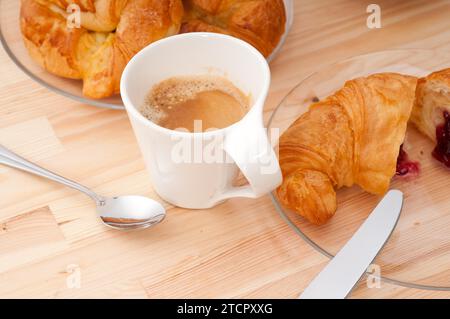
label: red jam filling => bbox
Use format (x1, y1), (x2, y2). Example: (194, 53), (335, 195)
(396, 144), (420, 177)
(432, 111), (450, 168)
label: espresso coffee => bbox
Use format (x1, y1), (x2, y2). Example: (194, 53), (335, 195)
(140, 75), (249, 132)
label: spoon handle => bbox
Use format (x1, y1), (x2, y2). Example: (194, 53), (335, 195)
(0, 145), (104, 204)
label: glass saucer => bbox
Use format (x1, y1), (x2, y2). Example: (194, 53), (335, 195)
(268, 49), (450, 290)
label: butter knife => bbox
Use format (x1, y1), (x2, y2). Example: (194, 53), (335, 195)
(299, 189), (403, 299)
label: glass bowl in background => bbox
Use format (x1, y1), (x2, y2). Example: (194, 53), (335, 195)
(0, 0), (293, 110)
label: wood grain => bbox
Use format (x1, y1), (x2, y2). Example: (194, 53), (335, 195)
(0, 206), (67, 273)
(1, 0), (450, 298)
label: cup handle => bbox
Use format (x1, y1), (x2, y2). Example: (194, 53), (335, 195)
(214, 112), (282, 202)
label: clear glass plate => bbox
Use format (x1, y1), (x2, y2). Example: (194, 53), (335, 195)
(268, 49), (450, 290)
(0, 0), (293, 110)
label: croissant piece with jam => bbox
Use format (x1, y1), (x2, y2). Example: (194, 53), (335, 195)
(411, 68), (450, 167)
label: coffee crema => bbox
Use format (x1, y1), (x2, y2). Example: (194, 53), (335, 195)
(140, 75), (249, 132)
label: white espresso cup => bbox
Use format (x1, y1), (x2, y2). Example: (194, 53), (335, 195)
(121, 33), (282, 209)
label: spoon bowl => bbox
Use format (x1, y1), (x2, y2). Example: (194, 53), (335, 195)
(98, 196), (166, 230)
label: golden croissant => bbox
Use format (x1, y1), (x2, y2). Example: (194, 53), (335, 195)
(20, 0), (286, 99)
(277, 73), (418, 225)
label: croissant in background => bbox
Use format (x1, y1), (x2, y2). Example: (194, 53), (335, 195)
(181, 0), (286, 58)
(277, 73), (417, 225)
(20, 0), (184, 99)
(20, 0), (286, 99)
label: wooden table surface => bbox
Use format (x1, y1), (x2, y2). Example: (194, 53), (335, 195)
(1, 0), (450, 299)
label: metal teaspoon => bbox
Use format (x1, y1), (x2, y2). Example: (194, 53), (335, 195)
(0, 145), (166, 230)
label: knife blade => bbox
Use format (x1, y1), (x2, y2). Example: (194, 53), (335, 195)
(299, 189), (403, 299)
